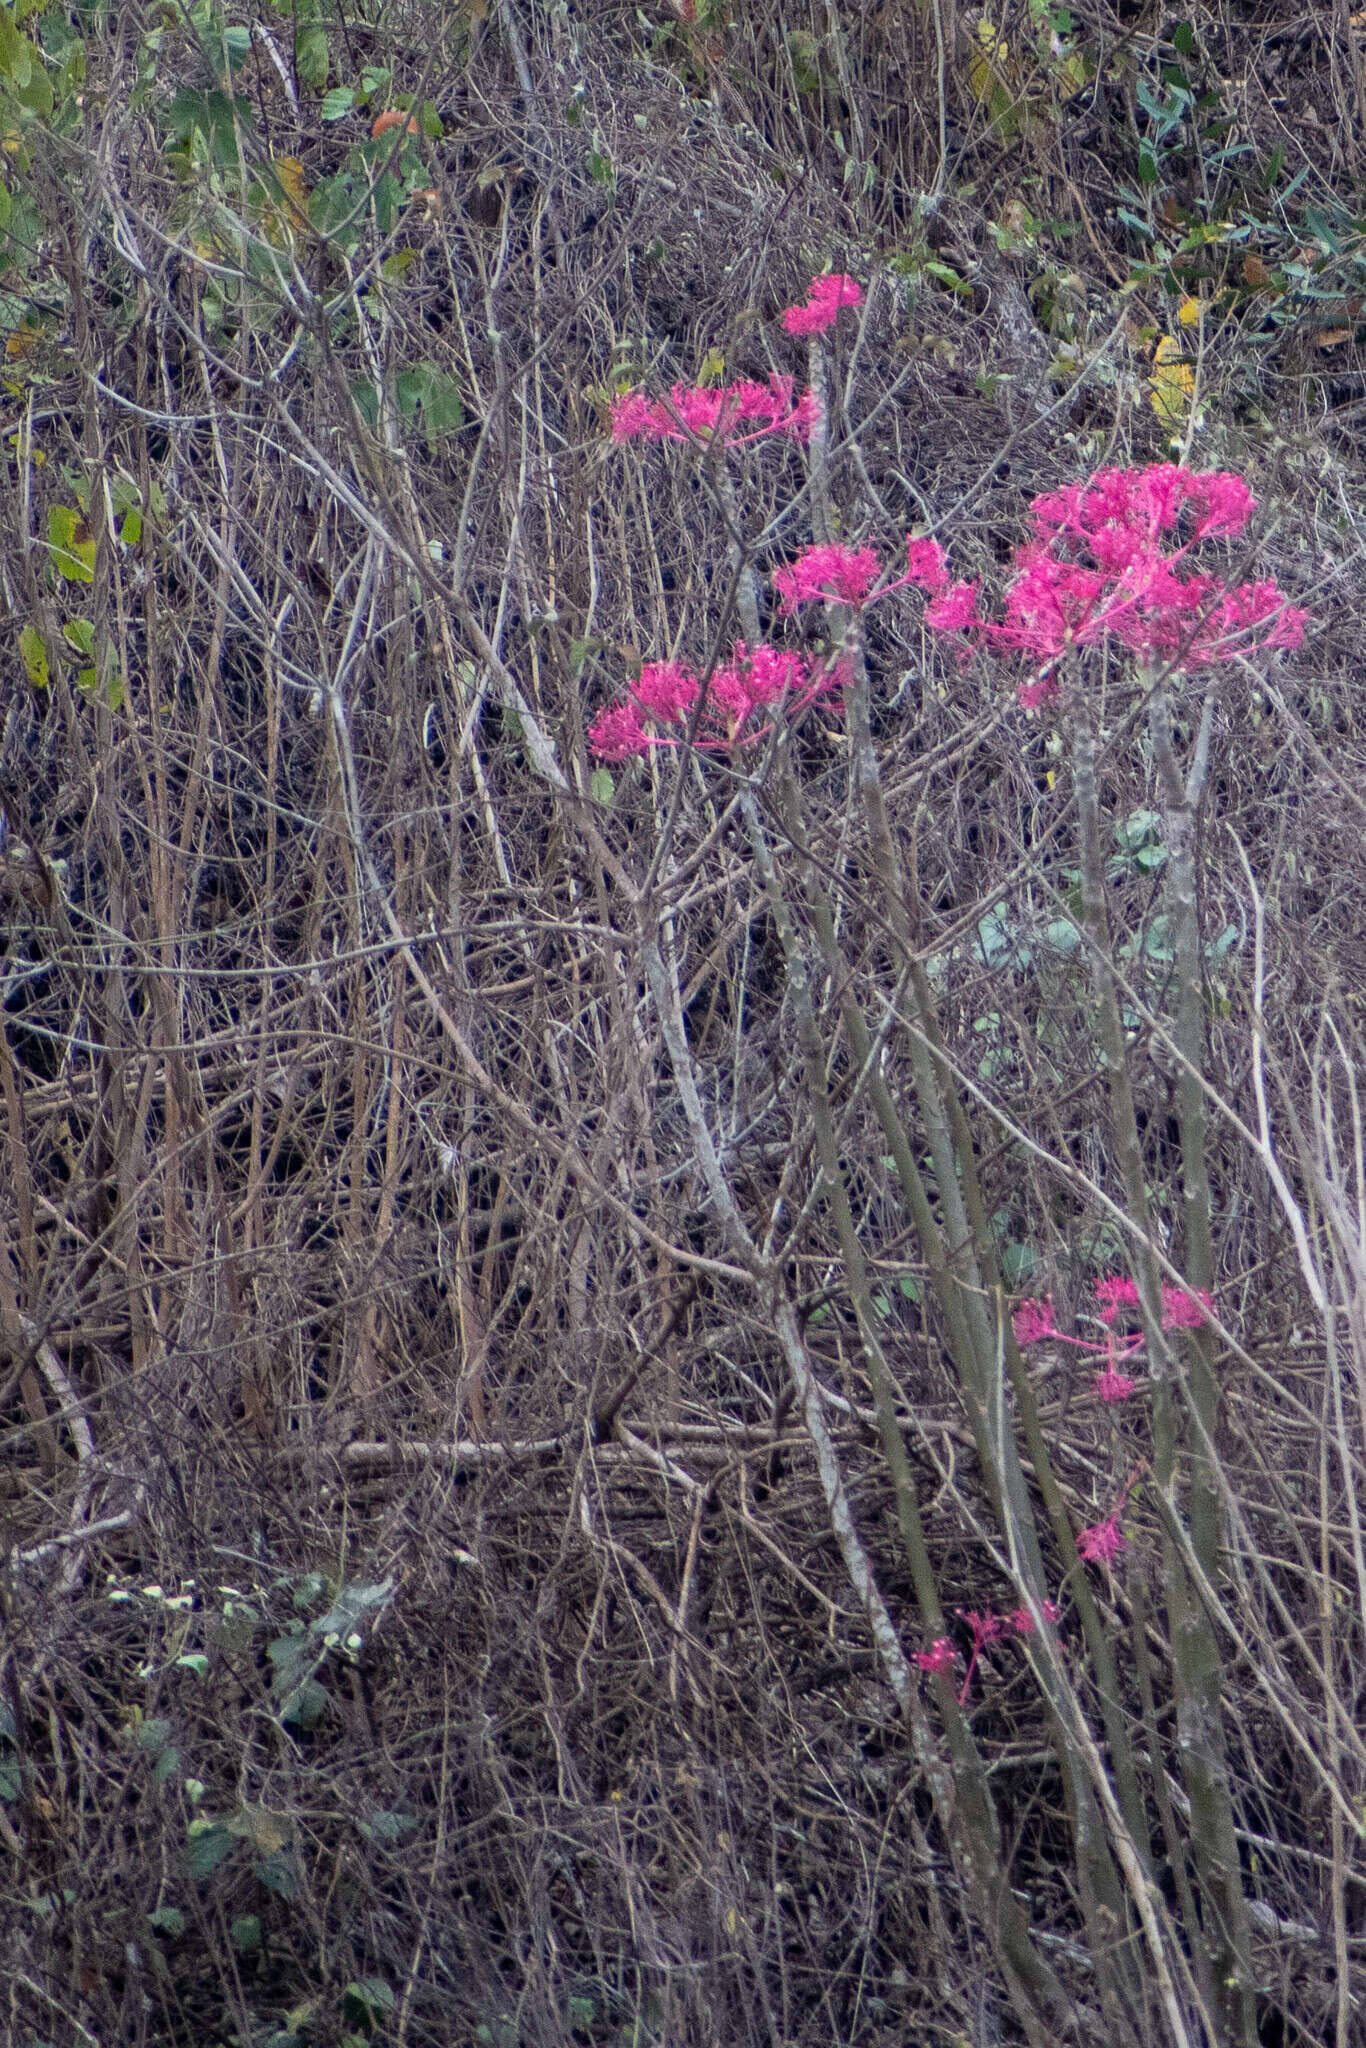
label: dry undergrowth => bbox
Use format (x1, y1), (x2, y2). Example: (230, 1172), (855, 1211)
(2, 4), (1366, 2045)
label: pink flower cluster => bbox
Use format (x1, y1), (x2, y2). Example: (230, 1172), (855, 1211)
(916, 1598), (1062, 1703)
(587, 643), (843, 761)
(780, 271), (862, 336)
(1075, 1463), (1144, 1571)
(1076, 1512), (1127, 1566)
(610, 373), (820, 447)
(1010, 1275), (1215, 1406)
(1091, 1275), (1215, 1330)
(772, 534), (948, 615)
(772, 542), (881, 611)
(900, 464), (1308, 704)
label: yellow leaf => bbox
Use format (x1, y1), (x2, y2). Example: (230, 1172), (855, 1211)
(968, 16), (1010, 103)
(1176, 295), (1201, 327)
(1149, 335), (1194, 428)
(272, 156), (311, 235)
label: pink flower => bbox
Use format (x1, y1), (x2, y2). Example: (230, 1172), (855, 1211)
(915, 465), (1307, 682)
(781, 272), (862, 335)
(772, 543), (881, 612)
(1012, 1297), (1057, 1346)
(670, 383), (725, 435)
(608, 376), (819, 447)
(728, 374), (795, 422)
(587, 637), (845, 762)
(956, 1607), (1006, 1701)
(1190, 472), (1257, 538)
(1076, 1512), (1127, 1565)
(586, 702), (651, 761)
(959, 1607), (1004, 1648)
(914, 1636), (957, 1676)
(924, 580), (981, 633)
(1160, 1284), (1214, 1331)
(711, 642), (812, 729)
(904, 535), (949, 593)
(1093, 1276), (1140, 1324)
(632, 658), (699, 723)
(609, 391), (661, 442)
(1092, 1367), (1137, 1404)
(1006, 1599), (1060, 1636)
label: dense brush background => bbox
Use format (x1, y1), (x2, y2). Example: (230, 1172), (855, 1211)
(2, 2), (1366, 2044)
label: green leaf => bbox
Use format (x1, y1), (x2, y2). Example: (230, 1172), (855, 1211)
(1043, 918), (1082, 956)
(349, 378), (380, 429)
(62, 615), (94, 655)
(154, 1746), (181, 1785)
(343, 1980), (396, 2032)
(119, 508), (141, 546)
(372, 168), (402, 234)
(16, 59), (51, 115)
(0, 10), (33, 87)
(394, 366), (424, 424)
(1001, 1241), (1038, 1286)
(280, 1677), (328, 1729)
(18, 621), (47, 688)
(295, 24), (328, 90)
(311, 1577), (394, 1644)
(253, 1849), (300, 1900)
(175, 1652), (209, 1676)
(356, 1808), (417, 1844)
(785, 28), (822, 93)
(418, 367), (463, 440)
(185, 1818), (234, 1879)
(589, 767), (614, 806)
(231, 1913), (262, 1952)
(148, 1905), (187, 1937)
(47, 505), (94, 582)
(309, 173), (360, 248)
(136, 1717), (173, 1754)
(319, 85), (355, 121)
(1114, 808), (1162, 851)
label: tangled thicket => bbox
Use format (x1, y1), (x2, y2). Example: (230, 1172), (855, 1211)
(3, 4), (1366, 2046)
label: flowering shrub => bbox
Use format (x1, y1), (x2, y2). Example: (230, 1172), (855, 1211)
(780, 271), (862, 335)
(609, 374), (820, 447)
(771, 542), (881, 612)
(917, 1599), (1062, 1703)
(608, 271), (861, 450)
(901, 462), (1308, 705)
(1010, 1276), (1214, 1406)
(586, 642), (844, 761)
